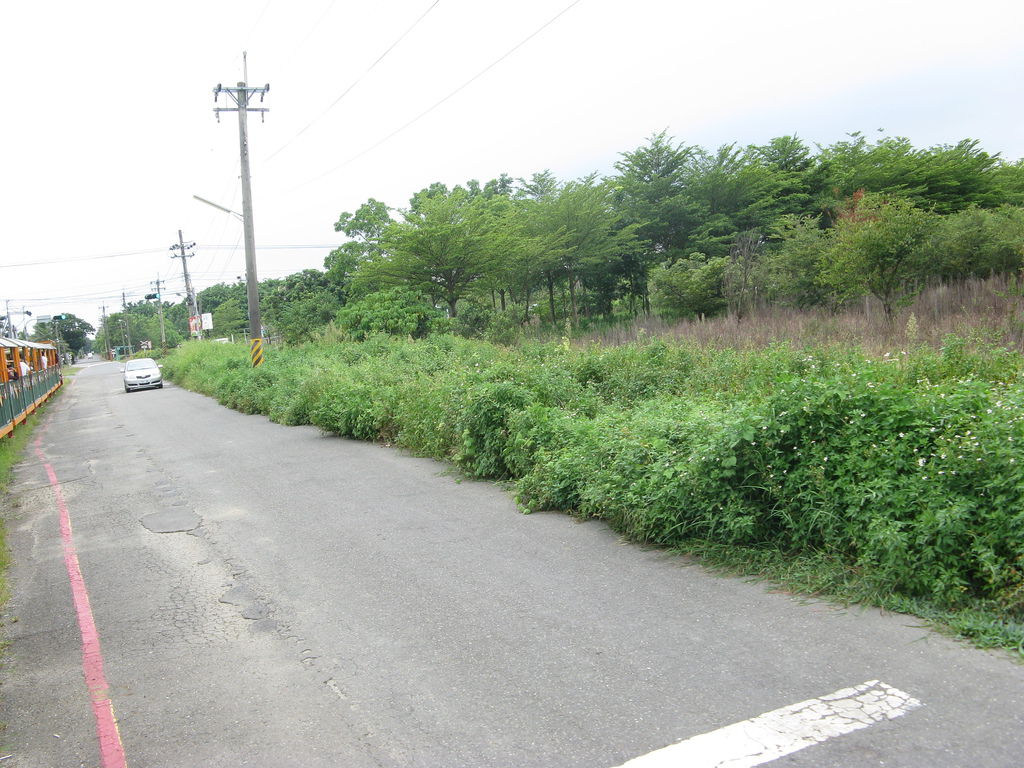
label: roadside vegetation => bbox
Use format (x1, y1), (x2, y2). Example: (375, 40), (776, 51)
(164, 305), (1024, 655)
(0, 425), (37, 609)
(136, 129), (1024, 655)
(82, 131), (1024, 352)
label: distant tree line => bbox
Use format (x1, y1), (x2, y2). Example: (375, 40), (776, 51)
(101, 131), (1024, 348)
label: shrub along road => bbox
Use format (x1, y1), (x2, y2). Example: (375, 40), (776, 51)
(1, 361), (1021, 767)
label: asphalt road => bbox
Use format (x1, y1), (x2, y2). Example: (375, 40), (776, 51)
(1, 361), (1022, 767)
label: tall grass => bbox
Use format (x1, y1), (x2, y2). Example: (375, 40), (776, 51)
(578, 274), (1024, 353)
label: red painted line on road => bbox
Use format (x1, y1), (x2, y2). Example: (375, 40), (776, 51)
(33, 433), (128, 768)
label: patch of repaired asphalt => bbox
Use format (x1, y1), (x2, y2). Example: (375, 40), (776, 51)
(219, 584), (269, 620)
(140, 509), (202, 533)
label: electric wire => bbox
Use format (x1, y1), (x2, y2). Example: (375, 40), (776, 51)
(282, 0), (340, 66)
(293, 0), (583, 190)
(265, 0), (442, 162)
(246, 0), (275, 47)
(0, 248), (169, 269)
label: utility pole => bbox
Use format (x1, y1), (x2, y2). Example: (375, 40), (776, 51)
(100, 305), (112, 360)
(214, 54), (269, 349)
(170, 230), (199, 335)
(149, 278), (167, 350)
(121, 291), (133, 354)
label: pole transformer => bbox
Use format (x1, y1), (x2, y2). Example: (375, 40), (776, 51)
(213, 61), (269, 344)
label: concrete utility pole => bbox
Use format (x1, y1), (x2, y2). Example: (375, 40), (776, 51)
(170, 230), (199, 334)
(100, 305), (112, 360)
(213, 55), (269, 343)
(121, 291), (133, 353)
(151, 278), (168, 349)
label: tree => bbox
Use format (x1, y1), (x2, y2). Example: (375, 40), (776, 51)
(612, 132), (705, 312)
(613, 131), (699, 262)
(197, 282), (248, 316)
(211, 298), (247, 337)
(765, 215), (833, 308)
(722, 230), (766, 319)
(360, 188), (502, 317)
(649, 253), (727, 319)
(326, 198), (392, 297)
(33, 313), (94, 355)
(928, 205), (1024, 279)
(818, 194), (936, 321)
(262, 269), (344, 342)
(817, 133), (1004, 216)
(546, 175), (641, 324)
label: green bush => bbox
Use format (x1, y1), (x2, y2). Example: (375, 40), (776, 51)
(455, 381), (535, 478)
(334, 287), (446, 341)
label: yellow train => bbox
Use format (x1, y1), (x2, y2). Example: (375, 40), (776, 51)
(0, 338), (62, 439)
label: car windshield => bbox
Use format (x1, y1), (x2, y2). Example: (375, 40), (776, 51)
(125, 358), (158, 371)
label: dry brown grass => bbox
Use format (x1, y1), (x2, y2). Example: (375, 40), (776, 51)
(579, 275), (1024, 353)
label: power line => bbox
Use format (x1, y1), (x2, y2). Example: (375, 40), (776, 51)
(7, 280), (173, 303)
(265, 0), (441, 162)
(293, 0), (583, 190)
(0, 248), (168, 269)
(246, 0), (275, 45)
(1, 244), (335, 270)
(197, 243), (337, 249)
(283, 0), (340, 62)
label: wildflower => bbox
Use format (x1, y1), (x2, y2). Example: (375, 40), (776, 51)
(918, 458), (926, 466)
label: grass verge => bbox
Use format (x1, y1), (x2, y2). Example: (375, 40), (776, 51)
(676, 540), (1024, 659)
(0, 371), (74, 610)
(0, 420), (39, 611)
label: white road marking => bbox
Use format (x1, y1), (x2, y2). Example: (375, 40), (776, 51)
(613, 680), (922, 768)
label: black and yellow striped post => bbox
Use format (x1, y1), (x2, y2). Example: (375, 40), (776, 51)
(250, 337), (265, 367)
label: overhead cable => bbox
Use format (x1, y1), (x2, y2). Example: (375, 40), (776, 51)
(265, 0), (442, 162)
(293, 0), (583, 190)
(0, 248), (169, 269)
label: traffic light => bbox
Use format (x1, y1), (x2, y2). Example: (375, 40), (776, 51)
(144, 293), (159, 300)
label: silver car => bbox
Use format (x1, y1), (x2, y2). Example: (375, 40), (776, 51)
(123, 358), (163, 392)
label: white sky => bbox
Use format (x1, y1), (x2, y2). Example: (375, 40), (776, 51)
(2, 0), (1021, 333)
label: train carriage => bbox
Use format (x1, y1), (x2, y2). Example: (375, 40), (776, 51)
(1, 338), (62, 439)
